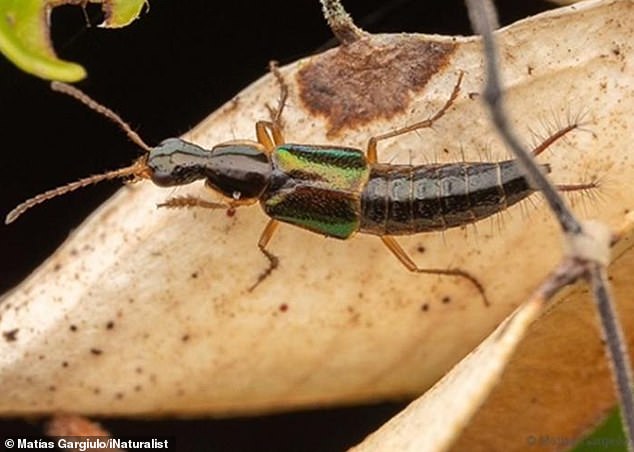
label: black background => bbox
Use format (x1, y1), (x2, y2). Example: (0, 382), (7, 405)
(1, 0), (556, 450)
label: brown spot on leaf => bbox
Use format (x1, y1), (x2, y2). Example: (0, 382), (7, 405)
(297, 35), (456, 137)
(3, 328), (18, 342)
(90, 348), (103, 356)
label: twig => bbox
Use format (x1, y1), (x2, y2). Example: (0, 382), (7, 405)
(464, 0), (634, 448)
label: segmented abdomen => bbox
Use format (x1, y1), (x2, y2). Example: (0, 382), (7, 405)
(359, 161), (549, 236)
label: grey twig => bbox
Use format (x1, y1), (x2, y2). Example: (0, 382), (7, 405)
(464, 0), (634, 448)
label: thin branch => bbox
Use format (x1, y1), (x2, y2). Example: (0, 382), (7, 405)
(589, 265), (634, 445)
(464, 0), (634, 449)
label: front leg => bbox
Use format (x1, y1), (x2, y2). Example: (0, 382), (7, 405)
(249, 219), (281, 292)
(158, 195), (229, 210)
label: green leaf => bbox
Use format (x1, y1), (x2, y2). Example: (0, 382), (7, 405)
(0, 0), (146, 81)
(572, 409), (627, 452)
(99, 0), (147, 28)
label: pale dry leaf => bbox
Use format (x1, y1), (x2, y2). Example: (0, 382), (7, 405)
(0, 3), (631, 441)
(452, 216), (634, 452)
(353, 211), (634, 452)
(351, 284), (547, 452)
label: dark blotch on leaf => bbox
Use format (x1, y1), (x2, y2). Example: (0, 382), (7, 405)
(298, 35), (456, 137)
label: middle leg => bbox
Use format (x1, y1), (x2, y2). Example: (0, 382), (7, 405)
(366, 71), (464, 163)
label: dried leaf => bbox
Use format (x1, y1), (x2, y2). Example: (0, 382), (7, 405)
(352, 283), (548, 452)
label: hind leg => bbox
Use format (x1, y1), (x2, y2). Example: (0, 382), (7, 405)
(380, 236), (490, 307)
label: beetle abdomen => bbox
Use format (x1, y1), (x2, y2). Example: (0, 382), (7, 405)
(359, 161), (548, 236)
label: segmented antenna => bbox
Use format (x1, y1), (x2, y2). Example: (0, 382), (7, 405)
(5, 83), (154, 224)
(50, 82), (152, 152)
(5, 159), (149, 224)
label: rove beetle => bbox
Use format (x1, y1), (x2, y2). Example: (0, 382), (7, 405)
(6, 67), (594, 305)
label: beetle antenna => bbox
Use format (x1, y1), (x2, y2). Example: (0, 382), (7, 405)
(51, 82), (153, 153)
(5, 158), (151, 225)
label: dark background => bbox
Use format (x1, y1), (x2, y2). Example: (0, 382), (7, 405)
(1, 0), (557, 450)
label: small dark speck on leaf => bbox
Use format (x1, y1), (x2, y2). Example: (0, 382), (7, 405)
(417, 245), (426, 254)
(190, 272), (198, 279)
(62, 361), (69, 368)
(181, 334), (190, 342)
(442, 296), (451, 304)
(69, 325), (78, 332)
(279, 303), (289, 313)
(421, 303), (429, 312)
(90, 348), (103, 356)
(3, 328), (18, 342)
(106, 321), (115, 330)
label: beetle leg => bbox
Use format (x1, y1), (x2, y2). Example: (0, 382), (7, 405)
(268, 60), (289, 127)
(530, 123), (579, 157)
(157, 195), (228, 210)
(254, 61), (289, 152)
(256, 121), (283, 151)
(366, 71), (463, 164)
(556, 182), (599, 192)
(249, 219), (281, 292)
(380, 235), (490, 307)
